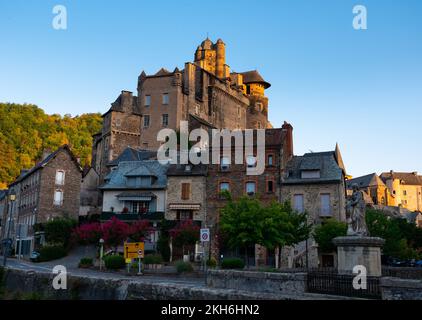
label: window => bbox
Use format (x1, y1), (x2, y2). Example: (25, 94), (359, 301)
(320, 194), (331, 216)
(301, 170), (321, 179)
(246, 155), (256, 168)
(293, 194), (304, 213)
(403, 190), (407, 196)
(53, 190), (63, 206)
(220, 157), (230, 171)
(177, 210), (193, 221)
(267, 180), (274, 193)
(256, 121), (262, 129)
(143, 115), (150, 128)
(162, 93), (169, 105)
(195, 105), (200, 115)
(55, 170), (65, 185)
(237, 106), (241, 117)
(181, 183), (191, 200)
(267, 155), (274, 167)
(219, 182), (230, 192)
(162, 114), (169, 127)
(133, 201), (149, 214)
(145, 95), (151, 106)
(246, 182), (256, 195)
(256, 102), (263, 112)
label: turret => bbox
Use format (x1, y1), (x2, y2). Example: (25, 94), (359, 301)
(215, 39), (226, 79)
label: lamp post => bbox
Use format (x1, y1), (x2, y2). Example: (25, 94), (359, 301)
(3, 189), (16, 267)
(99, 238), (104, 271)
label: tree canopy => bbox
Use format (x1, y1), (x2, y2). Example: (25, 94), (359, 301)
(313, 218), (348, 253)
(0, 103), (102, 189)
(220, 194), (311, 252)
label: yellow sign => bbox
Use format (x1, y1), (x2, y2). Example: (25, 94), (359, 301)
(125, 258), (132, 264)
(124, 242), (145, 259)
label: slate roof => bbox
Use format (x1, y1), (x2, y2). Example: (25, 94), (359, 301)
(241, 70), (271, 89)
(100, 160), (169, 190)
(116, 191), (156, 198)
(282, 151), (344, 185)
(380, 172), (422, 186)
(0, 190), (6, 201)
(346, 173), (386, 190)
(9, 145), (81, 187)
(107, 147), (157, 167)
(124, 166), (156, 177)
(102, 91), (140, 117)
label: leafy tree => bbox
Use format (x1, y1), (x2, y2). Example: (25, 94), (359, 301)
(72, 222), (102, 245)
(44, 217), (78, 247)
(366, 209), (421, 259)
(220, 195), (312, 264)
(0, 103), (102, 188)
(313, 218), (347, 253)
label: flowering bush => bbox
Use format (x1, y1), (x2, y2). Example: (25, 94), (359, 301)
(170, 220), (200, 249)
(72, 222), (102, 245)
(102, 217), (130, 250)
(129, 220), (152, 242)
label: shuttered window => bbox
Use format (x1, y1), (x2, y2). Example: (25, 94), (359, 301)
(181, 183), (191, 200)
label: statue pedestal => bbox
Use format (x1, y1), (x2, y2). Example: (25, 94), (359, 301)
(333, 236), (385, 277)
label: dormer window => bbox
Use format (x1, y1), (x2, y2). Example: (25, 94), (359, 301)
(301, 170), (320, 179)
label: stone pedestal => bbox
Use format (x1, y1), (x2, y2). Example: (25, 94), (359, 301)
(333, 236), (385, 277)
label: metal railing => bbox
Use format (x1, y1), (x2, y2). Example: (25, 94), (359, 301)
(306, 269), (381, 299)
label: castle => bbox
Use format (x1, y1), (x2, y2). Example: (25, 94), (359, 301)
(91, 38), (273, 183)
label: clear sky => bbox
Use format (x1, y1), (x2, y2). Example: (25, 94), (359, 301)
(1, 0), (421, 177)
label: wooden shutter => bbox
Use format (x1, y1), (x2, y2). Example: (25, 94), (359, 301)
(181, 183), (191, 200)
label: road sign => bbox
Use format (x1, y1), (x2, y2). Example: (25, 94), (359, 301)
(124, 242), (145, 259)
(200, 228), (210, 242)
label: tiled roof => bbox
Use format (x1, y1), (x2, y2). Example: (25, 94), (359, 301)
(100, 160), (169, 190)
(107, 147), (156, 167)
(282, 151), (343, 185)
(346, 173), (386, 189)
(380, 172), (422, 186)
(9, 145), (81, 187)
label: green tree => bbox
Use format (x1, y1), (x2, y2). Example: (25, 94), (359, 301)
(313, 218), (347, 253)
(44, 217), (78, 248)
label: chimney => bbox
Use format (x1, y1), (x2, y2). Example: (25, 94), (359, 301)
(41, 149), (52, 161)
(282, 121), (294, 161)
(412, 171), (418, 176)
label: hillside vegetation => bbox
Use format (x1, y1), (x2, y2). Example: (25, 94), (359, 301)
(0, 103), (102, 189)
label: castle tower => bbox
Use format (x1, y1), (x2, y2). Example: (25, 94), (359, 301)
(194, 37), (229, 79)
(242, 70), (271, 129)
(215, 38), (226, 79)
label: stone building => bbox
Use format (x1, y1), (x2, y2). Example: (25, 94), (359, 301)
(0, 190), (6, 241)
(92, 38), (273, 187)
(0, 145), (82, 257)
(379, 171), (422, 212)
(346, 173), (394, 206)
(205, 124), (294, 265)
(280, 145), (347, 268)
(166, 163), (207, 224)
(79, 166), (100, 219)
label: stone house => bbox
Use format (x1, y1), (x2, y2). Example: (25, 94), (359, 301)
(99, 159), (169, 250)
(79, 166), (100, 219)
(346, 173), (394, 206)
(280, 145), (347, 268)
(379, 171), (422, 212)
(1, 145), (82, 257)
(0, 190), (6, 242)
(166, 163), (208, 261)
(205, 124), (294, 265)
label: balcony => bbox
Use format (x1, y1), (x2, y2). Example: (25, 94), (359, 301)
(100, 211), (164, 222)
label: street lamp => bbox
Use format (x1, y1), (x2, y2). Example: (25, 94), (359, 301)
(99, 238), (104, 271)
(3, 189), (17, 267)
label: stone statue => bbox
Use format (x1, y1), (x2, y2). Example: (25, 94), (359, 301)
(346, 184), (369, 236)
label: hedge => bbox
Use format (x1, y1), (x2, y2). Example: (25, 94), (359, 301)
(175, 261), (194, 273)
(221, 258), (245, 269)
(104, 255), (125, 270)
(38, 245), (67, 262)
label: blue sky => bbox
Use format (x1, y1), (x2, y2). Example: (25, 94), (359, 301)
(1, 0), (421, 177)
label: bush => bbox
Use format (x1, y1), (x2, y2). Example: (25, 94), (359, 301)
(175, 260), (194, 273)
(104, 255), (125, 270)
(206, 257), (217, 268)
(314, 218), (347, 253)
(143, 254), (163, 265)
(44, 218), (78, 247)
(78, 257), (93, 268)
(38, 245), (67, 262)
(221, 258), (245, 269)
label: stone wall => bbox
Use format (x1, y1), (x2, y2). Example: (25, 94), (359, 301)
(380, 277), (422, 300)
(206, 270), (307, 295)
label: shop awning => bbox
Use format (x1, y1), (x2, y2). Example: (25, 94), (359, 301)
(169, 203), (201, 210)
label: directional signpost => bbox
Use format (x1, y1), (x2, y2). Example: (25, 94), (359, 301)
(124, 242), (144, 275)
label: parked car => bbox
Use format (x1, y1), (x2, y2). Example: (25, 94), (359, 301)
(29, 251), (40, 262)
(415, 260), (422, 268)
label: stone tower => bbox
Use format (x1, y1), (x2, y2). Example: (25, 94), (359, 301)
(241, 70), (271, 129)
(194, 38), (230, 79)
